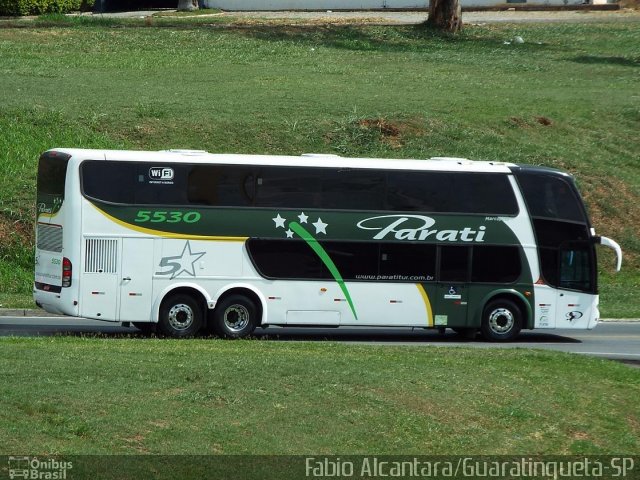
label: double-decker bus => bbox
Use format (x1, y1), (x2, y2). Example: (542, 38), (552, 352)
(34, 149), (621, 341)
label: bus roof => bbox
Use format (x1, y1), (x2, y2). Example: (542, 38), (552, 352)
(49, 148), (517, 174)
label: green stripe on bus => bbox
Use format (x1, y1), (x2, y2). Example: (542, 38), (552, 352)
(289, 221), (358, 321)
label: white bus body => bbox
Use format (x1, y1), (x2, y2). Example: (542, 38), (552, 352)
(34, 149), (621, 340)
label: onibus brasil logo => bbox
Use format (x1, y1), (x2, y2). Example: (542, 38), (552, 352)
(272, 212), (358, 320)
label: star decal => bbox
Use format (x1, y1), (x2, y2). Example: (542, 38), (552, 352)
(273, 214), (286, 228)
(271, 212), (330, 237)
(156, 241), (206, 279)
(312, 217), (328, 235)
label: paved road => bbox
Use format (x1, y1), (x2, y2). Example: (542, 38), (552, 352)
(1, 316), (638, 363)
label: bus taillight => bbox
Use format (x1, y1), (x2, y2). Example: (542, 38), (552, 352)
(62, 257), (72, 287)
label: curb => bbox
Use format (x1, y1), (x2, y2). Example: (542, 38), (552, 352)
(0, 308), (64, 317)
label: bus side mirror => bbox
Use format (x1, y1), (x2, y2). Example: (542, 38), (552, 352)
(595, 236), (622, 272)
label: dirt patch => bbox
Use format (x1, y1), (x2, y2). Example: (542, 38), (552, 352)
(571, 431), (591, 441)
(534, 116), (553, 126)
(0, 215), (33, 244)
(509, 116), (530, 128)
(358, 118), (402, 148)
(508, 116), (553, 128)
(358, 117), (428, 149)
(324, 117), (430, 157)
(579, 173), (639, 265)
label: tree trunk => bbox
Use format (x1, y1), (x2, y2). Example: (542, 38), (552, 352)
(426, 0), (462, 32)
(177, 0), (199, 11)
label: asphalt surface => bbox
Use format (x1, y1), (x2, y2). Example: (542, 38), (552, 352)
(1, 315), (638, 364)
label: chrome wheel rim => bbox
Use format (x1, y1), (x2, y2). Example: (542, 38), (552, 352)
(223, 304), (250, 332)
(168, 303), (194, 331)
(488, 308), (514, 334)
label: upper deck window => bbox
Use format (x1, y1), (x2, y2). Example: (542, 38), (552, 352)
(386, 171), (518, 215)
(81, 160), (519, 216)
(516, 172), (587, 223)
(81, 161), (189, 205)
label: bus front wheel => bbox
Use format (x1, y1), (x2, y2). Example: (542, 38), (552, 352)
(158, 294), (203, 338)
(480, 299), (522, 342)
(212, 295), (258, 339)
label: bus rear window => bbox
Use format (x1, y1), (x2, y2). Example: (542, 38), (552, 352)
(38, 151), (70, 196)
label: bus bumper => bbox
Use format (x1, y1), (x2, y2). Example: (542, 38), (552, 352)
(33, 287), (79, 316)
(587, 296), (600, 330)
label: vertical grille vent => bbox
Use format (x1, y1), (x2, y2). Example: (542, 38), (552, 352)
(37, 223), (63, 253)
(84, 238), (118, 274)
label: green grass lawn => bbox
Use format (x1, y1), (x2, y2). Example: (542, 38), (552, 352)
(0, 337), (638, 455)
(0, 19), (638, 315)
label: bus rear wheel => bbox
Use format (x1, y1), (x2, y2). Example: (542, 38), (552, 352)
(158, 294), (203, 338)
(212, 294), (258, 339)
(480, 299), (522, 342)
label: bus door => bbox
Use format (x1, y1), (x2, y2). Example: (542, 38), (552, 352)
(119, 238), (155, 322)
(434, 246), (469, 328)
(555, 244), (595, 329)
(435, 284), (468, 328)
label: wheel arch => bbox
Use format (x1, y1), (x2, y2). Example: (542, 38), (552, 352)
(475, 289), (533, 330)
(211, 284), (266, 326)
(152, 283), (212, 323)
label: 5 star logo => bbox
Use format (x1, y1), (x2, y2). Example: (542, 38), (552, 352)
(271, 212), (358, 320)
(156, 241), (206, 279)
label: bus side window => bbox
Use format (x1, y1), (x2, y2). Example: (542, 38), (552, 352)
(188, 166), (254, 207)
(320, 242), (379, 280)
(439, 246), (470, 282)
(471, 246), (521, 283)
(322, 170), (385, 211)
(255, 167), (322, 208)
(380, 243), (436, 281)
(386, 173), (432, 212)
(246, 239), (322, 279)
(82, 161), (135, 204)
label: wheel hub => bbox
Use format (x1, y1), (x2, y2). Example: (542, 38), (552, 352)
(223, 304), (250, 332)
(488, 308), (514, 334)
(168, 303), (194, 331)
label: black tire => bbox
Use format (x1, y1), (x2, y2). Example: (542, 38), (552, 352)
(212, 294), (259, 339)
(133, 322), (156, 335)
(451, 327), (477, 341)
(480, 299), (522, 342)
(158, 294), (203, 338)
